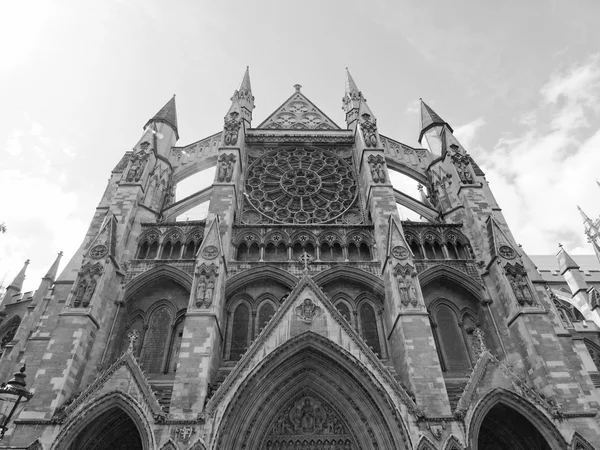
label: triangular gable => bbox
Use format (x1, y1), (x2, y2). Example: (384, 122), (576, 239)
(485, 216), (520, 268)
(257, 89), (341, 130)
(197, 216), (224, 261)
(86, 213), (118, 261)
(206, 273), (419, 416)
(57, 351), (164, 421)
(386, 215), (413, 265)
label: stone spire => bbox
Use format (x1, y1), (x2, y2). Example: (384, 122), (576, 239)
(557, 244), (580, 274)
(8, 259), (29, 291)
(144, 95), (178, 140)
(342, 68), (365, 127)
(43, 251), (63, 282)
(229, 66), (255, 126)
(418, 99), (453, 144)
(577, 206), (600, 263)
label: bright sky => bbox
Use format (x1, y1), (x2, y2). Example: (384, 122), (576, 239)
(2, 0), (600, 292)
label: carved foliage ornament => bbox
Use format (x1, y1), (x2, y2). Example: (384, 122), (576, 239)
(450, 152), (474, 184)
(498, 245), (516, 259)
(391, 245), (409, 260)
(360, 113), (378, 147)
(201, 245), (219, 260)
(89, 244), (108, 259)
(223, 111), (241, 146)
(366, 154), (386, 183)
(72, 262), (103, 308)
(217, 153), (237, 182)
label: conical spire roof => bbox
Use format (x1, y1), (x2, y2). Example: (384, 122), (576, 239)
(144, 95), (178, 139)
(419, 99), (453, 143)
(345, 68), (361, 97)
(43, 251), (63, 281)
(556, 244), (579, 274)
(8, 259), (29, 291)
(240, 66), (252, 92)
(578, 205), (594, 226)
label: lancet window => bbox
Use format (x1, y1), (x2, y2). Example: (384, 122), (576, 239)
(429, 301), (473, 373)
(0, 316), (21, 356)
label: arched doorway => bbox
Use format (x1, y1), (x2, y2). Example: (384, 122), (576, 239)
(478, 403), (551, 450)
(211, 332), (410, 450)
(67, 407), (142, 450)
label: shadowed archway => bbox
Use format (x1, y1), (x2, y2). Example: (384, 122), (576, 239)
(67, 406), (142, 450)
(211, 332), (410, 450)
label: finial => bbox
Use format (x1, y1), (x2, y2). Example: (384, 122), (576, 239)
(558, 243), (563, 248)
(294, 84), (302, 93)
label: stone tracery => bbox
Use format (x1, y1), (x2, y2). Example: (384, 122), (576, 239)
(244, 147), (358, 224)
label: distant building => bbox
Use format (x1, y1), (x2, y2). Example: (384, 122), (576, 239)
(1, 69), (599, 450)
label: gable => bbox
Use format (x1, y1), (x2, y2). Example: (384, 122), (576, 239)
(257, 89), (341, 130)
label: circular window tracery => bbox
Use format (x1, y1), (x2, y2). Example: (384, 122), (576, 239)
(245, 147), (358, 224)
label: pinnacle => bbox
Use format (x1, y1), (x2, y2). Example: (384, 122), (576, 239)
(43, 251), (64, 282)
(556, 245), (579, 273)
(144, 95), (178, 140)
(419, 99), (453, 143)
(345, 68), (360, 96)
(8, 259), (30, 291)
(240, 66), (252, 92)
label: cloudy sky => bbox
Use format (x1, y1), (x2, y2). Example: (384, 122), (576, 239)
(2, 0), (600, 291)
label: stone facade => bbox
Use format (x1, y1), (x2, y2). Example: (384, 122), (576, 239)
(1, 70), (600, 450)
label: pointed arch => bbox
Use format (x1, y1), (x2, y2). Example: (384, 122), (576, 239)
(419, 264), (484, 300)
(210, 331), (411, 450)
(188, 437), (208, 450)
(124, 264), (193, 300)
(49, 391), (156, 450)
(26, 438), (43, 450)
(158, 438), (179, 450)
(466, 387), (566, 450)
(225, 266), (297, 296)
(313, 266), (385, 297)
(416, 435), (438, 450)
(569, 431), (596, 450)
(443, 435), (464, 450)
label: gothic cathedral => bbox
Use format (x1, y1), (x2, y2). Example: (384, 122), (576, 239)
(1, 69), (600, 450)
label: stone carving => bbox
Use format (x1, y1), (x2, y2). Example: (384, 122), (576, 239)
(89, 244), (108, 259)
(126, 329), (140, 354)
(506, 265), (535, 306)
(360, 113), (378, 147)
(450, 153), (474, 184)
(470, 327), (487, 356)
(223, 111), (241, 146)
(245, 147), (358, 224)
(126, 150), (150, 183)
(295, 299), (321, 324)
(72, 262), (103, 308)
(391, 245), (409, 260)
(263, 395), (355, 449)
(195, 265), (218, 308)
(262, 93), (336, 130)
(367, 154), (386, 183)
(398, 275), (418, 307)
(0, 320), (19, 352)
(201, 245), (219, 260)
(498, 245), (516, 259)
(217, 153), (237, 182)
(174, 426), (196, 443)
(298, 251), (314, 270)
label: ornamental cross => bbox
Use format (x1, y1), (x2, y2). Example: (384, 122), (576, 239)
(126, 330), (140, 354)
(298, 251), (314, 270)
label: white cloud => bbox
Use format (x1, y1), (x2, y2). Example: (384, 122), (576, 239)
(6, 129), (23, 156)
(454, 117), (486, 149)
(473, 53), (600, 254)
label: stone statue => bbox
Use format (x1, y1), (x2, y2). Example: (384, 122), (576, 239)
(407, 276), (418, 307)
(82, 276), (97, 307)
(73, 279), (87, 307)
(217, 159), (228, 182)
(204, 279), (215, 307)
(398, 276), (409, 306)
(196, 276), (206, 307)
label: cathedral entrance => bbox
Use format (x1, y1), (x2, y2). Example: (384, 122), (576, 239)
(66, 407), (143, 450)
(477, 403), (551, 450)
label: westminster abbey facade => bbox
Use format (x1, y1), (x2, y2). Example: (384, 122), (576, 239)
(1, 69), (600, 449)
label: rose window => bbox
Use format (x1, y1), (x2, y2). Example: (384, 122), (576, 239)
(245, 147), (358, 224)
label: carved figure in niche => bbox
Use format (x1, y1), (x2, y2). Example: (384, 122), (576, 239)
(289, 397), (327, 433)
(508, 274), (525, 305)
(81, 277), (97, 307)
(451, 153), (474, 184)
(398, 276), (409, 306)
(407, 276), (418, 307)
(126, 151), (149, 182)
(517, 274), (535, 305)
(73, 279), (87, 307)
(296, 299), (321, 323)
(360, 113), (378, 147)
(223, 111), (241, 146)
(204, 279), (215, 307)
(217, 153), (237, 182)
(366, 155), (386, 183)
(195, 276), (206, 307)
